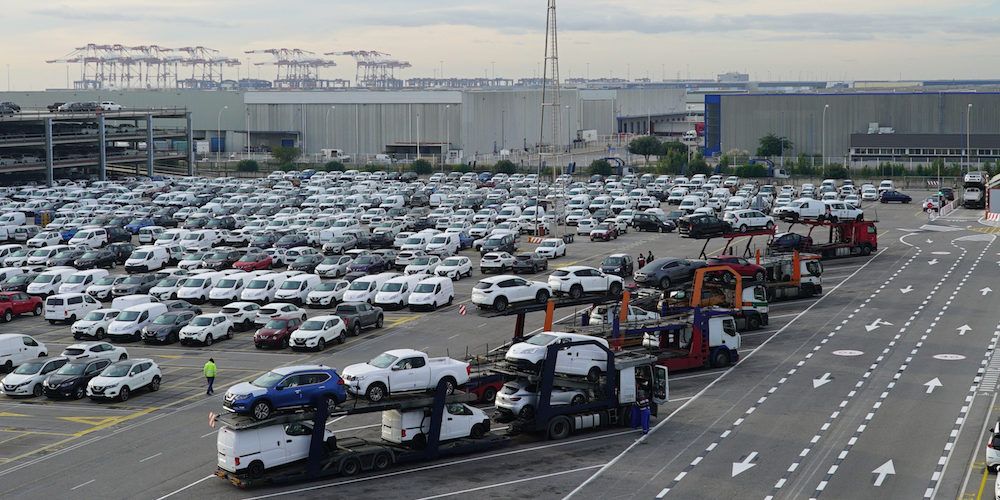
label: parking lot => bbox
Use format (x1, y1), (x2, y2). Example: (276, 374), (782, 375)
(1, 175), (996, 500)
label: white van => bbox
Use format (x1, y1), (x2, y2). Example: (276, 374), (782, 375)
(26, 245), (70, 266)
(59, 269), (109, 294)
(342, 272), (398, 304)
(124, 246), (170, 273)
(0, 212), (27, 241)
(505, 331), (609, 380)
(0, 267), (24, 284)
(107, 303), (167, 342)
(179, 229), (220, 250)
(240, 272), (291, 303)
(208, 272), (260, 305)
(176, 271), (227, 304)
(155, 228), (190, 246)
(0, 334), (47, 372)
(44, 292), (101, 324)
(273, 274), (322, 305)
(111, 294), (155, 311)
(380, 195), (405, 209)
(399, 235), (429, 252)
(26, 267), (77, 296)
(381, 403), (491, 446)
(425, 233), (460, 257)
(68, 228), (108, 249)
(216, 422), (333, 478)
(407, 276), (455, 311)
(374, 273), (427, 309)
(137, 226), (165, 245)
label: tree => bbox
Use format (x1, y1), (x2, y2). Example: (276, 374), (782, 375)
(235, 159), (259, 172)
(661, 141), (688, 156)
(655, 149), (686, 175)
(493, 159), (517, 174)
(687, 153), (711, 175)
(324, 160), (345, 172)
(756, 134), (793, 157)
(824, 164), (849, 179)
(628, 136), (662, 164)
(588, 159), (613, 176)
(271, 146), (302, 166)
(411, 159), (433, 175)
(735, 164), (768, 178)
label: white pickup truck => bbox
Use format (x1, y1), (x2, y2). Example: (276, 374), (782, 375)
(342, 349), (470, 402)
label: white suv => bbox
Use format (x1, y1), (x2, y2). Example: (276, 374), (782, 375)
(179, 313), (234, 346)
(547, 266), (624, 299)
(289, 315), (346, 351)
(722, 209), (775, 233)
(60, 341), (128, 362)
(479, 252), (515, 274)
(219, 301), (261, 331)
(71, 309), (120, 340)
(471, 275), (550, 312)
(87, 358), (161, 402)
(822, 200), (864, 222)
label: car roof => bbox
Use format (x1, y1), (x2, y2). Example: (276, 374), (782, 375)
(271, 364), (332, 375)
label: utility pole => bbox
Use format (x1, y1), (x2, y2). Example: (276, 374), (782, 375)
(822, 104), (829, 177)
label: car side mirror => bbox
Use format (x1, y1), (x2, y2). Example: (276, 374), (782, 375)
(391, 365), (403, 371)
(274, 385), (284, 390)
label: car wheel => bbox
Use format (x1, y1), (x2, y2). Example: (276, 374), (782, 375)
(31, 383), (42, 397)
(149, 376), (160, 392)
(470, 423), (486, 439)
(251, 400), (272, 421)
(117, 385), (130, 402)
(609, 282), (623, 297)
(366, 382), (388, 402)
(316, 338), (325, 351)
(338, 330), (346, 344)
(351, 324), (361, 337)
(247, 460), (266, 479)
(32, 304), (42, 316)
(409, 433), (427, 450)
(48, 320), (56, 325)
(74, 386), (85, 399)
(569, 285), (583, 299)
(376, 315), (384, 328)
(519, 405), (536, 419)
(204, 334), (213, 346)
(1, 310), (10, 322)
(493, 296), (508, 312)
(535, 290), (549, 304)
(754, 271), (764, 282)
(226, 328), (233, 340)
(571, 394), (586, 405)
(659, 277), (671, 289)
(586, 366), (603, 382)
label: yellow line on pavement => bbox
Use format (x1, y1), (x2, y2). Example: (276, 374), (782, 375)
(975, 466), (989, 500)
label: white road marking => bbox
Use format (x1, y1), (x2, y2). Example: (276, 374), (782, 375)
(139, 452), (163, 463)
(153, 474), (214, 500)
(70, 479), (94, 490)
(412, 464), (606, 500)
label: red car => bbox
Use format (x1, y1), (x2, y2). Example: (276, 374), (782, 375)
(707, 256), (765, 282)
(0, 291), (43, 322)
(233, 250), (273, 271)
(253, 315), (302, 349)
(589, 223), (619, 242)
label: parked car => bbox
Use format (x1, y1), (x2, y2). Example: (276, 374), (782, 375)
(770, 232), (814, 253)
(43, 358), (111, 399)
(289, 315), (346, 351)
(333, 301), (384, 337)
(305, 280), (350, 308)
(879, 190), (912, 204)
(600, 253), (634, 278)
(589, 223), (619, 241)
(534, 238), (567, 259)
(179, 313), (234, 346)
(87, 358), (161, 402)
(223, 365), (347, 420)
(677, 214), (731, 238)
(631, 213), (675, 233)
(0, 334), (47, 372)
(494, 380), (588, 419)
(512, 253), (548, 273)
(253, 315), (304, 349)
(707, 255), (766, 281)
(71, 308), (120, 340)
(0, 291), (42, 322)
(471, 275), (551, 312)
(548, 266), (624, 299)
(1, 357), (68, 397)
(142, 311), (196, 344)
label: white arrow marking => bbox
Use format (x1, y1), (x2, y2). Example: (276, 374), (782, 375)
(924, 378), (943, 394)
(957, 324), (972, 336)
(872, 460), (895, 486)
(928, 258), (939, 265)
(899, 285), (913, 294)
(926, 239), (933, 243)
(732, 451), (758, 477)
(865, 318), (893, 332)
(982, 287), (993, 296)
(813, 373), (832, 388)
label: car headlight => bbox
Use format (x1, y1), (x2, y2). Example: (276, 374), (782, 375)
(232, 393), (251, 400)
(60, 380), (75, 387)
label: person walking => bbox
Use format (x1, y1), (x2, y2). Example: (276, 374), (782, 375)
(204, 358), (217, 396)
(637, 253), (646, 269)
(633, 391), (651, 434)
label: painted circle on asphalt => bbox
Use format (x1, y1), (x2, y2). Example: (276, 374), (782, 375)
(932, 251), (951, 255)
(832, 350), (864, 357)
(933, 354), (966, 361)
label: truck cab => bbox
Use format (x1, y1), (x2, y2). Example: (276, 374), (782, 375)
(642, 314), (741, 368)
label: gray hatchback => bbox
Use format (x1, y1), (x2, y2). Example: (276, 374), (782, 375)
(633, 258), (707, 289)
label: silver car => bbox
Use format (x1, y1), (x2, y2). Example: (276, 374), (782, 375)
(494, 380), (587, 419)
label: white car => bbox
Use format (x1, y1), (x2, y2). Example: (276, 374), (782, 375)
(71, 308), (120, 340)
(219, 301), (261, 331)
(179, 313), (234, 346)
(305, 280), (350, 308)
(61, 341), (128, 362)
(394, 250), (427, 270)
(589, 304), (659, 324)
(435, 256), (473, 280)
(823, 200), (864, 221)
(479, 252), (515, 274)
(861, 188), (879, 201)
(471, 275), (551, 312)
(469, 222), (495, 238)
(494, 380), (588, 419)
(773, 198), (825, 221)
(87, 358), (161, 402)
(722, 209), (775, 233)
(314, 255), (353, 278)
(1, 356), (69, 397)
(405, 256), (441, 275)
(149, 275), (185, 301)
(289, 315), (346, 351)
(254, 302), (307, 325)
(576, 218), (597, 235)
(86, 275), (127, 301)
(547, 266), (624, 299)
(534, 238), (567, 259)
(27, 231), (62, 249)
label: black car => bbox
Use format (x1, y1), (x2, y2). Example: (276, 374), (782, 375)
(150, 215), (178, 228)
(57, 102), (101, 113)
(1, 272), (39, 292)
(43, 358), (111, 399)
(334, 302), (384, 337)
(249, 231), (279, 249)
(0, 103), (19, 116)
(205, 216), (236, 230)
(677, 214), (731, 238)
(275, 234), (309, 249)
(480, 233), (517, 254)
(142, 311), (196, 344)
(112, 273), (158, 297)
(105, 226), (132, 243)
(770, 232), (814, 253)
(107, 242), (136, 264)
(47, 249), (87, 267)
(512, 253), (548, 273)
(633, 258), (708, 289)
(202, 248), (244, 270)
(401, 172), (419, 182)
(600, 253), (634, 278)
(182, 217), (209, 230)
(288, 254), (324, 273)
(664, 210), (686, 224)
(632, 213), (676, 233)
(74, 249), (117, 269)
(346, 254), (389, 274)
(938, 187), (956, 202)
(371, 249), (398, 263)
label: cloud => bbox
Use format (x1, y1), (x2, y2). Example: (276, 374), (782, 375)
(32, 5), (236, 29)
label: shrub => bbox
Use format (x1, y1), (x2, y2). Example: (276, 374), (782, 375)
(324, 160), (345, 172)
(493, 159), (517, 174)
(588, 159), (613, 176)
(411, 159), (434, 175)
(236, 159), (259, 172)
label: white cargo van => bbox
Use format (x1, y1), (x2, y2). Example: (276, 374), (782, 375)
(0, 334), (47, 372)
(26, 267), (77, 296)
(59, 269), (109, 294)
(381, 403), (491, 447)
(176, 271), (227, 304)
(0, 212), (27, 241)
(179, 229), (220, 250)
(107, 303), (167, 342)
(273, 274), (322, 305)
(373, 274), (426, 309)
(342, 272), (398, 304)
(240, 272), (290, 303)
(155, 228), (190, 246)
(425, 233), (459, 257)
(407, 276), (454, 311)
(44, 293), (101, 324)
(137, 226), (165, 244)
(506, 332), (610, 380)
(68, 228), (108, 248)
(124, 246), (170, 273)
(216, 422), (334, 478)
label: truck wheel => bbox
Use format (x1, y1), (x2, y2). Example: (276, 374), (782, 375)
(410, 433), (427, 450)
(247, 460), (265, 479)
(748, 316), (761, 330)
(711, 349), (731, 368)
(366, 383), (387, 402)
(441, 377), (457, 395)
(481, 386), (497, 403)
(33, 304), (42, 316)
(373, 452), (392, 471)
(470, 423), (486, 439)
(251, 401), (272, 421)
(861, 245), (872, 256)
(547, 416), (572, 440)
(586, 366), (603, 382)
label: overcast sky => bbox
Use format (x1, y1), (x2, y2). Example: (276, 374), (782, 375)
(4, 0), (998, 90)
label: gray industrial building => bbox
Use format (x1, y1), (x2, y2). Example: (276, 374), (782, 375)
(0, 87), (685, 166)
(705, 92), (1000, 167)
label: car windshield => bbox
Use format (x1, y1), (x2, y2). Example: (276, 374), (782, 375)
(33, 274), (54, 283)
(84, 311), (108, 321)
(182, 252), (206, 260)
(353, 256), (375, 265)
(94, 276), (117, 285)
(217, 279), (238, 289)
(279, 281), (301, 290)
(789, 201), (804, 208)
(13, 361), (45, 375)
(368, 353), (399, 368)
(209, 252), (230, 259)
(251, 371), (285, 388)
(381, 282), (403, 292)
(56, 364), (86, 376)
(404, 238), (422, 244)
(604, 256), (624, 265)
(473, 281), (493, 290)
(153, 314), (178, 325)
(540, 241), (559, 247)
(442, 258), (463, 266)
(101, 364), (131, 377)
(81, 252), (100, 259)
(314, 282), (339, 292)
(301, 320), (329, 330)
(412, 257), (432, 265)
(117, 311), (141, 322)
(66, 274), (88, 284)
(246, 279), (268, 289)
(132, 251), (150, 259)
(335, 304), (358, 314)
(264, 319), (288, 329)
(191, 316), (213, 327)
(348, 280), (371, 291)
(414, 283), (435, 293)
(321, 257), (343, 264)
(526, 333), (558, 346)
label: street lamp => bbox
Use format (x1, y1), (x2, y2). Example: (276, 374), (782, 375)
(822, 104), (829, 177)
(444, 104), (451, 171)
(967, 103), (973, 172)
(325, 106), (336, 153)
(216, 105), (228, 164)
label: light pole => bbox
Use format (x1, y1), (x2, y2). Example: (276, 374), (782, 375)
(444, 104), (451, 171)
(822, 104), (829, 177)
(565, 105), (571, 154)
(216, 105), (228, 164)
(325, 106), (336, 153)
(966, 103), (973, 172)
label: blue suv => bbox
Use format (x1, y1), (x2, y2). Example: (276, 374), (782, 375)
(223, 365), (347, 420)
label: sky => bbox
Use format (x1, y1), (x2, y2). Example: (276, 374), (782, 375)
(3, 0), (1000, 90)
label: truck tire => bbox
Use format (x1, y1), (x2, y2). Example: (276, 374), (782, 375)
(748, 315), (761, 330)
(547, 416), (572, 440)
(247, 460), (265, 479)
(366, 383), (388, 402)
(441, 377), (457, 395)
(481, 386), (497, 403)
(373, 452), (392, 471)
(711, 349), (731, 368)
(860, 244), (872, 256)
(340, 457), (361, 476)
